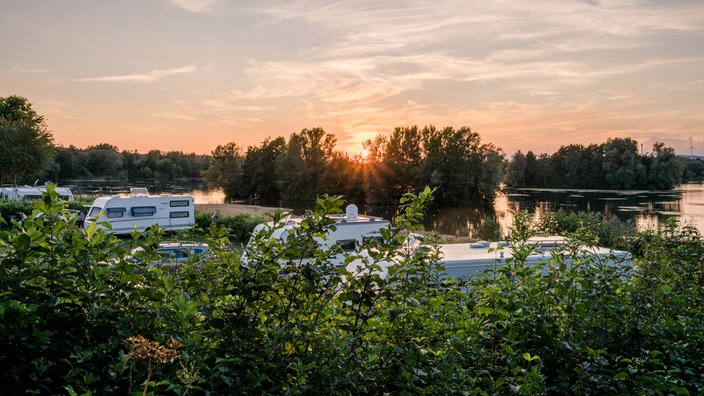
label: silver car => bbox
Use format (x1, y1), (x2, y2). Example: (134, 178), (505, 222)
(130, 242), (211, 271)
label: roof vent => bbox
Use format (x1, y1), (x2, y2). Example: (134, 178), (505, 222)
(130, 187), (149, 196)
(345, 204), (359, 218)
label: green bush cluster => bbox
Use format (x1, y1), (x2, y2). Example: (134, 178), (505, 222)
(535, 208), (636, 248)
(194, 210), (263, 244)
(1, 187), (703, 394)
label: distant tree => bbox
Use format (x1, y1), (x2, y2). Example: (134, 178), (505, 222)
(645, 142), (684, 189)
(682, 158), (704, 182)
(360, 135), (390, 204)
(581, 144), (605, 188)
(524, 151), (539, 187)
(202, 142), (243, 200)
(382, 126), (424, 199)
(475, 144), (505, 202)
(50, 145), (86, 180)
(120, 150), (143, 179)
(420, 126), (503, 204)
(275, 128), (336, 201)
(506, 151), (527, 187)
(241, 137), (286, 199)
(602, 137), (646, 189)
(81, 143), (124, 178)
(323, 151), (363, 202)
(0, 95), (55, 185)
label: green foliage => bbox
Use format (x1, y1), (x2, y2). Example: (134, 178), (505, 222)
(194, 210), (263, 243)
(506, 138), (685, 190)
(535, 209), (636, 247)
(46, 144), (210, 182)
(202, 142), (244, 200)
(477, 217), (502, 241)
(1, 186), (703, 394)
(0, 95), (56, 185)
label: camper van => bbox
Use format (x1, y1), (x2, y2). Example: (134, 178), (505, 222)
(241, 204), (391, 267)
(0, 185), (74, 201)
(84, 188), (195, 235)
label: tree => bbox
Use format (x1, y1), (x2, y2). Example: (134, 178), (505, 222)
(81, 143), (124, 179)
(601, 137), (646, 189)
(645, 142), (684, 190)
(506, 151), (527, 187)
(202, 142), (244, 200)
(361, 135), (391, 204)
(419, 126), (502, 205)
(381, 126), (424, 200)
(241, 137), (286, 199)
(0, 95), (55, 185)
(275, 128), (337, 201)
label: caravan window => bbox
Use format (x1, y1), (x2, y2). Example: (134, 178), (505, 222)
(170, 200), (190, 207)
(131, 206), (157, 217)
(170, 211), (190, 218)
(336, 239), (357, 252)
(106, 208), (126, 218)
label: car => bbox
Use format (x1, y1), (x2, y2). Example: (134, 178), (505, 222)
(129, 242), (211, 271)
(32, 208), (86, 227)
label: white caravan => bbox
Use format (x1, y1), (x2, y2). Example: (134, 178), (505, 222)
(407, 235), (633, 281)
(242, 204), (391, 267)
(243, 206), (632, 282)
(0, 185), (74, 201)
(84, 188), (195, 235)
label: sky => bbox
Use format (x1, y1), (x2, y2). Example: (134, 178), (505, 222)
(2, 0), (703, 157)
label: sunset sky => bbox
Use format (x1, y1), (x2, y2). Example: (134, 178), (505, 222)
(2, 0), (703, 157)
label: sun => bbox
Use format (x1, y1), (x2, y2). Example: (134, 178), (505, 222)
(360, 149), (370, 161)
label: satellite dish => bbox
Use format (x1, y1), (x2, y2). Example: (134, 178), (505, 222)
(345, 204), (358, 218)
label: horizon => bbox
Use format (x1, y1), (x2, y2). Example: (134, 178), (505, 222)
(2, 1), (703, 157)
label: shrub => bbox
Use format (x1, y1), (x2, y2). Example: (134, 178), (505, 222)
(1, 185), (703, 394)
(195, 210), (263, 244)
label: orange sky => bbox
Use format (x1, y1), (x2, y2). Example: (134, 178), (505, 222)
(2, 0), (703, 157)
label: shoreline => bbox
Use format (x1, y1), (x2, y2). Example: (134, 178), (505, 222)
(194, 203), (289, 218)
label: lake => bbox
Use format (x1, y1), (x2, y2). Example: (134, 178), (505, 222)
(186, 183), (704, 238)
(68, 179), (704, 237)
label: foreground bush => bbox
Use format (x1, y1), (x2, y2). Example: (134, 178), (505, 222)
(0, 186), (702, 394)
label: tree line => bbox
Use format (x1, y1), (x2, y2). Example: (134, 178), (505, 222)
(203, 125), (505, 206)
(3, 95), (702, 205)
(48, 143), (210, 181)
(505, 138), (686, 190)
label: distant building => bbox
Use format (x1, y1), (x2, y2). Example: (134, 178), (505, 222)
(678, 155), (704, 160)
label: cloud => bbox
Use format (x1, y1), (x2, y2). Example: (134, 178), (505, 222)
(150, 112), (197, 121)
(74, 66), (197, 83)
(168, 0), (221, 14)
(9, 65), (52, 73)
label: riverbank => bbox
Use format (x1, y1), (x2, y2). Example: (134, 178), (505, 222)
(195, 203), (289, 218)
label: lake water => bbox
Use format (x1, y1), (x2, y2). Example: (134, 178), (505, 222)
(68, 180), (704, 237)
(187, 183), (704, 238)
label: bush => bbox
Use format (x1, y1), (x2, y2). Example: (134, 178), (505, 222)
(1, 186), (703, 394)
(195, 210), (263, 244)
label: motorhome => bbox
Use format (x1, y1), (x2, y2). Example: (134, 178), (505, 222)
(243, 206), (632, 282)
(83, 188), (195, 235)
(410, 235), (633, 281)
(242, 204), (391, 266)
(0, 185), (74, 201)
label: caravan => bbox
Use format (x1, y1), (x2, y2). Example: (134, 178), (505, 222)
(84, 188), (195, 235)
(0, 185), (74, 201)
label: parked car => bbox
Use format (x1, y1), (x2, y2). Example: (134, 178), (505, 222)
(32, 208), (85, 227)
(130, 242), (211, 271)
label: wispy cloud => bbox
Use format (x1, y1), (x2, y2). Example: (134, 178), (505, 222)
(74, 66), (197, 83)
(150, 112), (197, 121)
(168, 0), (221, 14)
(9, 65), (52, 73)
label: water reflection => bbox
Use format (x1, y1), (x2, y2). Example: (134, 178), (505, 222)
(66, 179), (704, 237)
